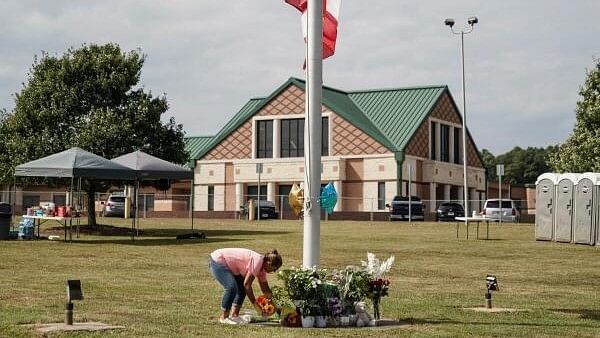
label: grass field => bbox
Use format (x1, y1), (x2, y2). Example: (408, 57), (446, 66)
(1, 218), (599, 337)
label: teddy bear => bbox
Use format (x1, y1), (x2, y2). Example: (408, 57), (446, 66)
(354, 301), (376, 327)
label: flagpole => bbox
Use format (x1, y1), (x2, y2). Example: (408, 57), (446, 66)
(303, 0), (323, 268)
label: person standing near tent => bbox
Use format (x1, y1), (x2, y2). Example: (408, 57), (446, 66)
(208, 248), (283, 325)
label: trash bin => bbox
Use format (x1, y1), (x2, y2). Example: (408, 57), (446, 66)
(0, 202), (12, 240)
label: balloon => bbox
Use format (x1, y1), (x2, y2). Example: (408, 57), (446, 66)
(288, 183), (304, 217)
(320, 182), (337, 214)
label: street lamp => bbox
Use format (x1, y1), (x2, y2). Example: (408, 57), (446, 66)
(444, 16), (478, 227)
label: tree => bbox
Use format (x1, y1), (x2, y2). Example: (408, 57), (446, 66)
(480, 146), (556, 186)
(480, 148), (496, 181)
(0, 43), (188, 227)
(549, 59), (600, 172)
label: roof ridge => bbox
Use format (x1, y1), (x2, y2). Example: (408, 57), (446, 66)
(289, 77), (349, 95)
(349, 85), (447, 94)
(184, 135), (214, 139)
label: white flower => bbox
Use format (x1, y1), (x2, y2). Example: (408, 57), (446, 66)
(361, 252), (395, 279)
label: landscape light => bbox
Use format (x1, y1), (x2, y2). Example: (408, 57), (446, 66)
(65, 280), (83, 325)
(485, 275), (498, 308)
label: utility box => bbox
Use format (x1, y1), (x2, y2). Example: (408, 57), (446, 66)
(574, 173), (600, 245)
(535, 173), (558, 241)
(555, 174), (579, 243)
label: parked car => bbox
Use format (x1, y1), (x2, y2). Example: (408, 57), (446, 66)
(387, 196), (425, 221)
(243, 200), (279, 220)
(482, 199), (519, 222)
(101, 194), (132, 217)
(435, 202), (465, 221)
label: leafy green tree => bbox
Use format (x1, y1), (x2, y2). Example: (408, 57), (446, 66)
(480, 148), (496, 181)
(0, 43), (187, 226)
(549, 59), (600, 172)
(480, 146), (556, 186)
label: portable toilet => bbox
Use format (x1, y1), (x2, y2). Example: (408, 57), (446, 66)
(535, 173), (559, 241)
(574, 173), (600, 245)
(555, 174), (579, 243)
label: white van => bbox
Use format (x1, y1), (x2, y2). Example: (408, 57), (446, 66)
(482, 199), (519, 222)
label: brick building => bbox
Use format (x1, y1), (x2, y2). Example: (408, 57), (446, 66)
(186, 77), (487, 219)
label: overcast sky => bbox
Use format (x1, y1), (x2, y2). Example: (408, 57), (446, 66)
(1, 1), (599, 154)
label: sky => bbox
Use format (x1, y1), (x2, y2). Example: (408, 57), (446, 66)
(1, 1), (599, 155)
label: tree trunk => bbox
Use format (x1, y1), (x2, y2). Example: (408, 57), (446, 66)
(87, 186), (97, 228)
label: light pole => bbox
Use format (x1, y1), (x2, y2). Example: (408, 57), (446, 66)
(445, 16), (478, 229)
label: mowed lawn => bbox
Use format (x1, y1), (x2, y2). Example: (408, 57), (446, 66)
(1, 218), (599, 337)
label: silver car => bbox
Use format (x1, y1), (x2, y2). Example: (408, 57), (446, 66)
(102, 194), (128, 217)
(482, 199), (519, 222)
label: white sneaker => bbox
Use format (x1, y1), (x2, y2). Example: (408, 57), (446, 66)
(229, 316), (249, 325)
(219, 318), (239, 325)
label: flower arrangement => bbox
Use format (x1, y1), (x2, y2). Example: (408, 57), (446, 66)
(331, 266), (371, 313)
(256, 295), (276, 317)
(277, 267), (327, 303)
(327, 297), (343, 317)
(275, 253), (395, 327)
(361, 252), (395, 319)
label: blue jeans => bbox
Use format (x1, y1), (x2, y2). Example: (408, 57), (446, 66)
(208, 257), (246, 311)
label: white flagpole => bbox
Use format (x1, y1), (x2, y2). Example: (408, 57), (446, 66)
(303, 0), (323, 268)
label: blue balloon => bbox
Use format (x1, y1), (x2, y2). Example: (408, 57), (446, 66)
(320, 182), (337, 214)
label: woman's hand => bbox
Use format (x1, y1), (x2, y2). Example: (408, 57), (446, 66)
(253, 302), (264, 316)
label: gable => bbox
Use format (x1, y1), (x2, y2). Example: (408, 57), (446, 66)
(404, 91), (484, 168)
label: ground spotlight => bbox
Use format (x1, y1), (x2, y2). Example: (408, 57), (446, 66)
(66, 280), (83, 325)
(485, 275), (498, 308)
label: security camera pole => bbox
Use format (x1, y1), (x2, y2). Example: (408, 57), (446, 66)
(444, 16), (478, 232)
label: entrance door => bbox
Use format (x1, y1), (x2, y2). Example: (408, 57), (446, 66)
(278, 185), (293, 218)
(535, 179), (554, 241)
(574, 179), (593, 244)
(555, 179), (574, 243)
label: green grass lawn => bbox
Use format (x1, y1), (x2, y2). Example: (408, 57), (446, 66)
(1, 218), (599, 337)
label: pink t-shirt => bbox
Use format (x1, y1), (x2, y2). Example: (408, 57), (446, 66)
(210, 248), (267, 283)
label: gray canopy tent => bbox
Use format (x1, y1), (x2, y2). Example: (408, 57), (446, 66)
(111, 150), (194, 234)
(13, 147), (137, 240)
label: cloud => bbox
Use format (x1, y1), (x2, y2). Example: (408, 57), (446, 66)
(1, 0), (599, 154)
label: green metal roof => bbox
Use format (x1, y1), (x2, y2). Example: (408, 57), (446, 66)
(188, 77), (458, 161)
(184, 136), (214, 162)
(348, 86), (447, 151)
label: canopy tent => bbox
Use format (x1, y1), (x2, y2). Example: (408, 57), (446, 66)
(111, 150), (195, 233)
(15, 147), (136, 180)
(110, 150), (192, 180)
(13, 147), (137, 241)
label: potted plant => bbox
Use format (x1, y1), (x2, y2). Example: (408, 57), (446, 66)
(278, 266), (328, 327)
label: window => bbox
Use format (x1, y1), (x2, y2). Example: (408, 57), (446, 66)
(321, 117), (329, 156)
(430, 121), (436, 160)
(280, 117), (328, 158)
(440, 124), (450, 162)
(52, 194), (66, 206)
(454, 127), (461, 164)
(256, 120), (273, 158)
(208, 186), (214, 211)
(378, 182), (386, 210)
(246, 185), (267, 201)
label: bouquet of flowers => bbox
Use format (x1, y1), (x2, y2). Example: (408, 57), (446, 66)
(361, 253), (395, 320)
(327, 297), (343, 317)
(256, 295), (276, 317)
(331, 266), (370, 313)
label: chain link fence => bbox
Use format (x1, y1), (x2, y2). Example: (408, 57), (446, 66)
(0, 189), (534, 222)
